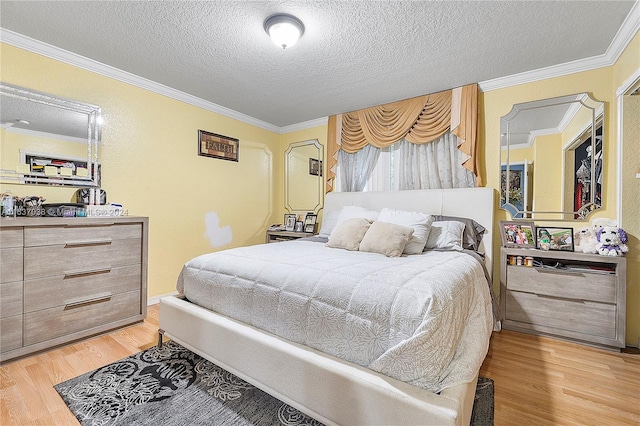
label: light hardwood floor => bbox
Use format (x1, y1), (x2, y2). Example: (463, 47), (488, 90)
(1, 304), (639, 425)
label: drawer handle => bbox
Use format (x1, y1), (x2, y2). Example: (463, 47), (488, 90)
(534, 268), (585, 277)
(64, 292), (112, 310)
(64, 239), (112, 248)
(535, 293), (585, 303)
(64, 267), (112, 279)
(64, 223), (115, 228)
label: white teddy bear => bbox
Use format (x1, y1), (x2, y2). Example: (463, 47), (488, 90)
(575, 226), (598, 254)
(596, 226), (629, 256)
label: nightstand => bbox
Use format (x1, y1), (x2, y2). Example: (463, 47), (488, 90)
(266, 230), (314, 243)
(500, 247), (626, 350)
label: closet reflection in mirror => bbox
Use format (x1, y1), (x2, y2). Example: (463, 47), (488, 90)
(500, 93), (604, 220)
(0, 83), (101, 187)
(285, 139), (323, 214)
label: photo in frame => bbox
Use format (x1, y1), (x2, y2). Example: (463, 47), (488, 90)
(304, 213), (317, 233)
(309, 158), (322, 176)
(536, 226), (574, 251)
(294, 221), (304, 233)
(198, 130), (239, 162)
(284, 214), (296, 232)
(499, 221), (535, 248)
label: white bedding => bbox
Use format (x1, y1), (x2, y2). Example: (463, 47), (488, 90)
(177, 239), (493, 393)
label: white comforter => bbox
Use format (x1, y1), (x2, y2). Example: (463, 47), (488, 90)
(177, 240), (493, 393)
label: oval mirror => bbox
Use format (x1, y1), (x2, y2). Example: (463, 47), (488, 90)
(0, 83), (101, 188)
(500, 93), (604, 220)
(285, 139), (323, 214)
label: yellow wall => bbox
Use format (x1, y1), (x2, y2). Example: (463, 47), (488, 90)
(482, 29), (640, 345)
(0, 44), (282, 298)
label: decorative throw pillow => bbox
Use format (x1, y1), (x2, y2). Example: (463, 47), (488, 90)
(377, 208), (434, 254)
(432, 215), (486, 251)
(331, 206), (379, 234)
(424, 221), (465, 250)
(359, 221), (414, 257)
(326, 217), (372, 251)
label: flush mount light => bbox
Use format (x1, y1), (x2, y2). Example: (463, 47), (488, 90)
(264, 14), (305, 49)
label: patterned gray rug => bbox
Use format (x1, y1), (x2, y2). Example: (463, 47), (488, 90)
(55, 341), (493, 425)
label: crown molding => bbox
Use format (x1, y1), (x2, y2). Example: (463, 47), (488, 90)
(480, 1), (640, 92)
(0, 28), (281, 134)
(278, 117), (328, 134)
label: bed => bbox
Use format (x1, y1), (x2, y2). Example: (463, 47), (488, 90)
(159, 188), (496, 425)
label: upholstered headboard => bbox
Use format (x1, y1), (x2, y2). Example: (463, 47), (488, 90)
(323, 188), (495, 277)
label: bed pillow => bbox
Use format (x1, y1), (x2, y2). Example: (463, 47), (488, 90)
(326, 217), (372, 251)
(332, 206), (379, 233)
(424, 221), (465, 250)
(359, 221), (414, 257)
(318, 209), (340, 237)
(432, 215), (486, 251)
(377, 208), (433, 254)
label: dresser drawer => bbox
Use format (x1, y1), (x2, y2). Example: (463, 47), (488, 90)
(0, 227), (23, 248)
(23, 290), (141, 346)
(24, 238), (141, 280)
(0, 281), (23, 318)
(506, 265), (616, 303)
(505, 290), (616, 338)
(24, 264), (141, 313)
(0, 247), (23, 283)
(0, 315), (23, 352)
(24, 223), (141, 247)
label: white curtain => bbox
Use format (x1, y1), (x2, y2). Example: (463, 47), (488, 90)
(397, 131), (476, 189)
(337, 144), (380, 192)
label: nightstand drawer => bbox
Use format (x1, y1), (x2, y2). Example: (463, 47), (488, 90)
(24, 238), (141, 280)
(24, 223), (141, 247)
(23, 290), (141, 346)
(506, 290), (616, 338)
(24, 264), (142, 313)
(506, 265), (616, 303)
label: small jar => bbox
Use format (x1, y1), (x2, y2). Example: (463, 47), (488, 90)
(516, 256), (523, 266)
(525, 256), (534, 267)
(509, 256), (516, 265)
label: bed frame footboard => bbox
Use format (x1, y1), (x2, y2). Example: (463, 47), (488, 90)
(159, 295), (477, 426)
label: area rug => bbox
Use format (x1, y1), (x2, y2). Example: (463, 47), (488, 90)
(55, 341), (494, 425)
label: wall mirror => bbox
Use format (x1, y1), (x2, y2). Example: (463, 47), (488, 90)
(0, 83), (101, 188)
(500, 93), (604, 220)
(285, 139), (323, 214)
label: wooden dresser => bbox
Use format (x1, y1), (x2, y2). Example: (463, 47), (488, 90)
(500, 247), (626, 350)
(0, 216), (148, 362)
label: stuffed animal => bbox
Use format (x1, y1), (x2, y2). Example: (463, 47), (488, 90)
(596, 226), (629, 256)
(590, 217), (618, 235)
(575, 226), (598, 254)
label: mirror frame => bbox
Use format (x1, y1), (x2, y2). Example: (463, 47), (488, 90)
(500, 93), (604, 220)
(0, 83), (101, 188)
(285, 139), (323, 214)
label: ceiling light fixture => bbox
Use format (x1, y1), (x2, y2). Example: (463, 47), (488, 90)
(264, 14), (305, 49)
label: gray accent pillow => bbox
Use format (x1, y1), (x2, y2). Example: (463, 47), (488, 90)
(431, 215), (486, 251)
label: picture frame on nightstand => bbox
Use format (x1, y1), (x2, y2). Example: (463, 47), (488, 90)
(284, 214), (296, 231)
(499, 220), (535, 248)
(304, 213), (317, 233)
(536, 226), (574, 251)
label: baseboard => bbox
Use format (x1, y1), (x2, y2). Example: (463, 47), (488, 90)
(147, 291), (179, 306)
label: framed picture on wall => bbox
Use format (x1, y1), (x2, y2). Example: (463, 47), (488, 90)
(536, 226), (574, 251)
(309, 158), (322, 176)
(499, 221), (535, 248)
(198, 130), (239, 162)
(284, 214), (296, 231)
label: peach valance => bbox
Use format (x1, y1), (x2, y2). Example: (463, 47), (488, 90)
(326, 83), (480, 192)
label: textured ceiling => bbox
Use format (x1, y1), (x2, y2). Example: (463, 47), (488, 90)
(0, 1), (636, 128)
